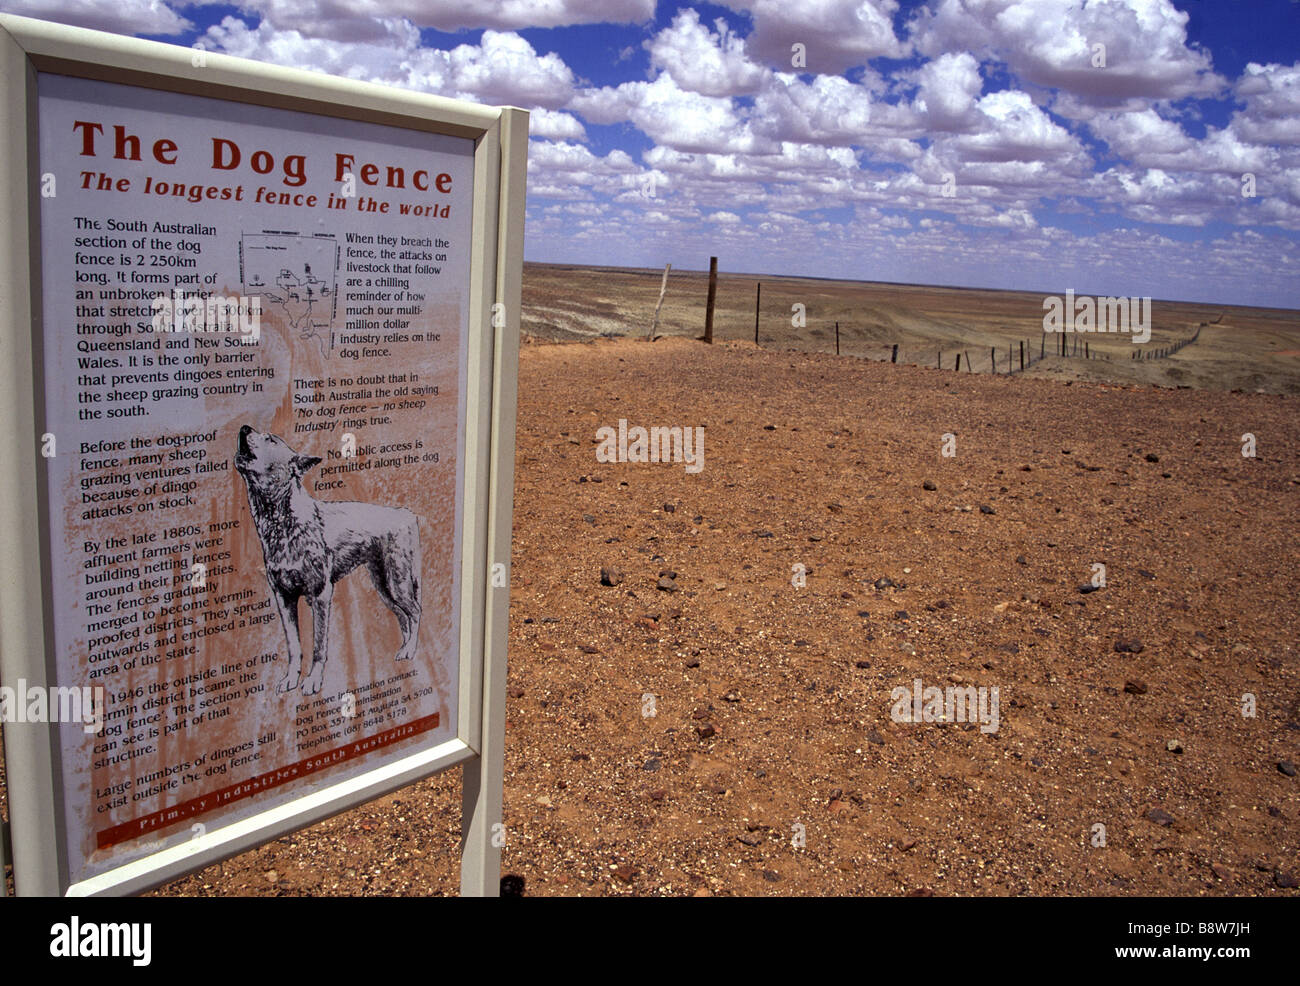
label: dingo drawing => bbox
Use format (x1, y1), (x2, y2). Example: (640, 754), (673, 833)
(234, 425), (422, 695)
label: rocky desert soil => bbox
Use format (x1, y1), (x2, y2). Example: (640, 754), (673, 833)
(523, 262), (1300, 395)
(5, 333), (1299, 896)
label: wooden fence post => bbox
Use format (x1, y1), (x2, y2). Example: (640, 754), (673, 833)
(703, 256), (718, 344)
(835, 320), (840, 355)
(648, 262), (670, 341)
(1019, 340), (1024, 370)
(955, 352), (960, 371)
(753, 281), (760, 344)
(891, 344), (898, 364)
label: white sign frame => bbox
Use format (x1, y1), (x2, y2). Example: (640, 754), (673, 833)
(0, 13), (525, 897)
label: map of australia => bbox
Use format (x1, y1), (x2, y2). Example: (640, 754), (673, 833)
(240, 232), (340, 356)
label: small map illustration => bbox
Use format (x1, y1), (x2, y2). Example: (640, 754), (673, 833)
(240, 233), (340, 356)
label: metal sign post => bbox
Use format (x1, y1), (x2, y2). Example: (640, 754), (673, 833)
(460, 105), (526, 897)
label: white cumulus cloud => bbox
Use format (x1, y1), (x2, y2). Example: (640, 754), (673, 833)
(528, 109), (588, 141)
(716, 0), (907, 73)
(203, 19), (576, 108)
(911, 0), (1224, 114)
(4, 0), (191, 35)
(1232, 61), (1300, 147)
(646, 8), (766, 97)
(571, 74), (775, 154)
(191, 0), (654, 38)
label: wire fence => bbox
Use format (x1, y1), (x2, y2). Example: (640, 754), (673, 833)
(745, 316), (1205, 376)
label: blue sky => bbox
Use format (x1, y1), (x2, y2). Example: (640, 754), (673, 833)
(6, 0), (1300, 308)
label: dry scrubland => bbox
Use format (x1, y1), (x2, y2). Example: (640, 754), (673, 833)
(4, 267), (1299, 897)
(162, 332), (1297, 895)
(523, 262), (1300, 395)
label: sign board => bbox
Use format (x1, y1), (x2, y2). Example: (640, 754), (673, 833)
(0, 14), (525, 896)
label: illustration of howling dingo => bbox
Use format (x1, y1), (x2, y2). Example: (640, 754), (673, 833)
(234, 425), (422, 695)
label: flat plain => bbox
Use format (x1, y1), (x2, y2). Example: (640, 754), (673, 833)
(523, 261), (1300, 395)
(4, 265), (1298, 896)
